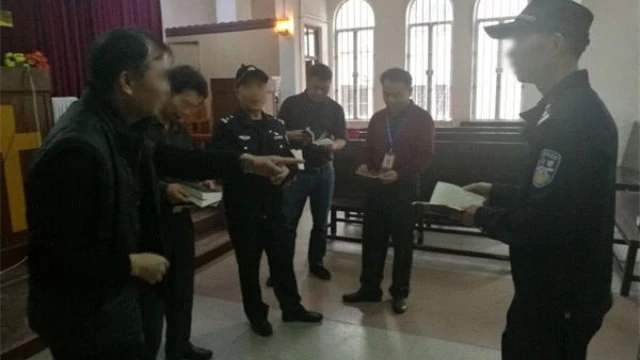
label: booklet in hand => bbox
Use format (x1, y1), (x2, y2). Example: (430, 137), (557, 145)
(177, 182), (223, 208)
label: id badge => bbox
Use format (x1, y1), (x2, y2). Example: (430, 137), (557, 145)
(381, 152), (395, 170)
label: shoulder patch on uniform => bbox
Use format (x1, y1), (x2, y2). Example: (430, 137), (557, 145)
(532, 149), (562, 188)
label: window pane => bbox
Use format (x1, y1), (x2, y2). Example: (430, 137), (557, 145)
(335, 0), (375, 30)
(475, 20), (499, 120)
(336, 31), (355, 119)
(431, 23), (451, 120)
(409, 25), (430, 111)
(407, 0), (452, 121)
(335, 0), (375, 120)
(356, 29), (374, 119)
(408, 0), (453, 24)
(473, 0), (527, 121)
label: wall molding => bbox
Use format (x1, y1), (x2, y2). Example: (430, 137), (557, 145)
(166, 18), (278, 37)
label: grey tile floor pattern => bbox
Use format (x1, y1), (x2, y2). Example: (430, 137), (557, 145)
(27, 295), (502, 360)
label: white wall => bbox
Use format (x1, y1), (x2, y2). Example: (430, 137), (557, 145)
(161, 0), (216, 29)
(581, 0), (639, 163)
(304, 0), (328, 20)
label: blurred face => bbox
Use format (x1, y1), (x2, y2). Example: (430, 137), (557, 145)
(382, 80), (412, 114)
(163, 90), (204, 120)
(119, 45), (170, 120)
(236, 80), (267, 113)
(508, 32), (560, 83)
(306, 76), (331, 102)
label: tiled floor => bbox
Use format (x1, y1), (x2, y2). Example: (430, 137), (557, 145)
(26, 208), (639, 360)
(28, 296), (503, 360)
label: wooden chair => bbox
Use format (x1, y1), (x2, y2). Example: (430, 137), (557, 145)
(614, 191), (640, 297)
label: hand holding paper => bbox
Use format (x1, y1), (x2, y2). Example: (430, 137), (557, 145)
(355, 164), (380, 179)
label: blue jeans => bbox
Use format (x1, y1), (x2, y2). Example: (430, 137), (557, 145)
(283, 163), (335, 266)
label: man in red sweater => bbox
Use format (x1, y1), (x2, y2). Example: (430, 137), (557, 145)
(343, 68), (435, 314)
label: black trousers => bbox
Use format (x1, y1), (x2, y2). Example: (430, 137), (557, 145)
(502, 301), (604, 360)
(139, 211), (195, 358)
(360, 181), (416, 299)
(50, 341), (149, 360)
(227, 215), (302, 323)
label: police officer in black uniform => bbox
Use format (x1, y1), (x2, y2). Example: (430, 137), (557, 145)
(210, 65), (323, 337)
(460, 1), (617, 359)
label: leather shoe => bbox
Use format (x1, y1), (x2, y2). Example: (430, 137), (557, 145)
(392, 297), (408, 314)
(342, 289), (382, 304)
(167, 343), (213, 360)
(310, 265), (332, 280)
(251, 320), (274, 337)
(282, 306), (323, 323)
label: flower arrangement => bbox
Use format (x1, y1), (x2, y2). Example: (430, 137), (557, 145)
(4, 51), (50, 69)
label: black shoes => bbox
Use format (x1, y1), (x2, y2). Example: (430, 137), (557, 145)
(342, 289), (383, 303)
(309, 265), (332, 280)
(392, 297), (408, 314)
(167, 343), (213, 360)
(282, 306), (324, 323)
(251, 320), (274, 337)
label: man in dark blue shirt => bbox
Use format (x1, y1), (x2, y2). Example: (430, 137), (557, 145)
(277, 64), (347, 280)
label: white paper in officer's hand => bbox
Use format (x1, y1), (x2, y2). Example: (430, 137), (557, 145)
(291, 150), (305, 170)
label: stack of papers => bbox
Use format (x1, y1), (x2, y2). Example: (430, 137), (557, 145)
(180, 182), (223, 208)
(414, 182), (486, 217)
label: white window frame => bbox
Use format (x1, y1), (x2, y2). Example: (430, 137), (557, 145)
(406, 0), (454, 121)
(334, 0), (375, 121)
(472, 0), (527, 121)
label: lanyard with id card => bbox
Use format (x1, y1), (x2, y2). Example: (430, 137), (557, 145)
(382, 117), (406, 171)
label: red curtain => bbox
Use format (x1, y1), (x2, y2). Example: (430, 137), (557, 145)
(1, 0), (163, 97)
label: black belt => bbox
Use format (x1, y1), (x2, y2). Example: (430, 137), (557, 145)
(301, 162), (333, 174)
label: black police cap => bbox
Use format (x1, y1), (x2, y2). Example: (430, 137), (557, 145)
(235, 64), (269, 87)
(485, 0), (593, 41)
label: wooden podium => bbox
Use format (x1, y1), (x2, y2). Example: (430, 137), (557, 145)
(1, 67), (53, 359)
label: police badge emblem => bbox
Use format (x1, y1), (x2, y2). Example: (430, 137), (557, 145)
(532, 149), (562, 188)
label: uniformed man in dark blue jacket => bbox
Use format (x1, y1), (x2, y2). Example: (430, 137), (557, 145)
(460, 1), (617, 359)
(210, 65), (323, 337)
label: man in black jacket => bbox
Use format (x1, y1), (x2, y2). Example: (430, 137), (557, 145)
(26, 28), (299, 360)
(460, 2), (617, 359)
(135, 65), (213, 360)
(210, 65), (323, 337)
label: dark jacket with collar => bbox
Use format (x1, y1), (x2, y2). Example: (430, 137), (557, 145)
(210, 109), (295, 221)
(475, 70), (617, 317)
(26, 91), (241, 351)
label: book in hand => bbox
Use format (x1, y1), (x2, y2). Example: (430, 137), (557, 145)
(177, 182), (223, 208)
(413, 182), (486, 217)
(304, 127), (334, 147)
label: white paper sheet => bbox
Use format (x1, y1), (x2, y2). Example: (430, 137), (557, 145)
(429, 182), (486, 210)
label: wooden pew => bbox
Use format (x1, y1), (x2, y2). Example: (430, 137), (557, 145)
(613, 191), (640, 296)
(329, 130), (529, 261)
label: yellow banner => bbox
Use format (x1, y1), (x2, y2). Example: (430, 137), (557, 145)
(1, 105), (41, 232)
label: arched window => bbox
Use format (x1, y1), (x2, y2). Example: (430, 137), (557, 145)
(473, 0), (527, 120)
(407, 0), (453, 120)
(334, 0), (375, 120)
